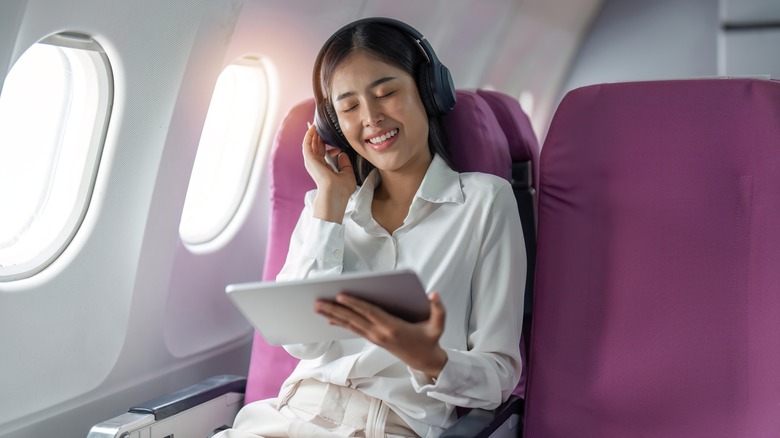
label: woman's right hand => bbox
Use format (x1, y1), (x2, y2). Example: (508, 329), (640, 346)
(302, 123), (357, 223)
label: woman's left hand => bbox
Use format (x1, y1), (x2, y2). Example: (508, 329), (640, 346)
(315, 292), (448, 378)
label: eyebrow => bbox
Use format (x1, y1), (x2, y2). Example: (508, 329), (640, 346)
(335, 76), (397, 101)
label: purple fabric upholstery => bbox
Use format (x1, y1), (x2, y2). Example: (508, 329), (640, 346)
(473, 89), (540, 399)
(525, 79), (780, 436)
(245, 99), (316, 403)
(444, 90), (511, 178)
(476, 89), (540, 191)
(245, 90), (529, 404)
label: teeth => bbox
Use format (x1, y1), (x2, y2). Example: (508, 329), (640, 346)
(369, 129), (398, 144)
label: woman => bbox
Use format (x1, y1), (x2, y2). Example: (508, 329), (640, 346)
(219, 17), (525, 438)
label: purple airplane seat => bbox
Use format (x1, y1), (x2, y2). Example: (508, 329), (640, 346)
(476, 89), (542, 399)
(525, 78), (780, 437)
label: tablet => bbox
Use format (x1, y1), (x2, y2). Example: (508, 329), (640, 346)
(225, 270), (430, 346)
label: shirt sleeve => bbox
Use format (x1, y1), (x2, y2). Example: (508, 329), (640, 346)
(276, 190), (346, 282)
(409, 183), (526, 409)
(277, 190), (347, 359)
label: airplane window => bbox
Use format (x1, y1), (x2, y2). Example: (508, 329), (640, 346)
(179, 57), (269, 246)
(0, 33), (112, 281)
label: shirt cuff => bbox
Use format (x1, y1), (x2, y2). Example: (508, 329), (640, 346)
(409, 349), (507, 409)
(408, 349), (471, 394)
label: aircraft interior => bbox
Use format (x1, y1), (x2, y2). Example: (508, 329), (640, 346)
(1, 0), (779, 437)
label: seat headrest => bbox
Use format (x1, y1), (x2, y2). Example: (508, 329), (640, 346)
(443, 90), (511, 180)
(477, 89), (539, 163)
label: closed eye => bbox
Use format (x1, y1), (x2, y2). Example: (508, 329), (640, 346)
(342, 104), (358, 113)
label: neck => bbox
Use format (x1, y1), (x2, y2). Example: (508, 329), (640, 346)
(374, 155), (432, 206)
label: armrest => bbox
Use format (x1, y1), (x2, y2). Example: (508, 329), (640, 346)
(87, 374), (247, 438)
(129, 374), (246, 420)
(441, 396), (524, 438)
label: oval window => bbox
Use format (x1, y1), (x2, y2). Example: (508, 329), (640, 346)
(179, 57), (270, 245)
(0, 33), (112, 281)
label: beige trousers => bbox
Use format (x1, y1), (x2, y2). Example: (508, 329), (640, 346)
(214, 379), (418, 437)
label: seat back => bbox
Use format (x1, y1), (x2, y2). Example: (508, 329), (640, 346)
(476, 89), (540, 191)
(477, 89), (539, 293)
(525, 78), (780, 436)
(476, 89), (540, 397)
(245, 90), (536, 403)
(245, 99), (316, 402)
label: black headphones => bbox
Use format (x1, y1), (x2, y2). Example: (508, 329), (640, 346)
(312, 17), (456, 151)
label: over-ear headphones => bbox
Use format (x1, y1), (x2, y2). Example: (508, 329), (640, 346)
(312, 17), (456, 151)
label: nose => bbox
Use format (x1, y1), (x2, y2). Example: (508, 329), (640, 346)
(361, 99), (384, 126)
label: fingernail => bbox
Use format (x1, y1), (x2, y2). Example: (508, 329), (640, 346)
(307, 121), (312, 129)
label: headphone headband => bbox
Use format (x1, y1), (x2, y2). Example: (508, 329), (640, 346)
(313, 17), (438, 93)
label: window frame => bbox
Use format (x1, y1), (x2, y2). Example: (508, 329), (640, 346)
(0, 32), (113, 282)
(179, 55), (271, 247)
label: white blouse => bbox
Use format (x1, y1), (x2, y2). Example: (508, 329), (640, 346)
(276, 154), (526, 438)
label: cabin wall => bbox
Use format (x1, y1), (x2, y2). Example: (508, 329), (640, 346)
(562, 0), (780, 131)
(719, 0), (780, 78)
(562, 0), (720, 107)
(0, 1), (254, 437)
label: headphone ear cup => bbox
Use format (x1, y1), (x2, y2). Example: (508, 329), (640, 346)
(325, 101), (346, 145)
(417, 67), (438, 116)
(417, 62), (456, 116)
(436, 64), (457, 115)
(315, 99), (351, 151)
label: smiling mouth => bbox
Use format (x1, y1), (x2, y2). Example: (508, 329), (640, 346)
(367, 128), (399, 145)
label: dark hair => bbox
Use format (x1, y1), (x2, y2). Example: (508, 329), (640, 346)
(313, 20), (454, 183)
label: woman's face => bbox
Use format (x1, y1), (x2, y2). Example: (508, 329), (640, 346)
(329, 51), (431, 177)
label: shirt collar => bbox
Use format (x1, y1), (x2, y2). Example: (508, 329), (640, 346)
(416, 154), (464, 205)
(348, 154), (464, 227)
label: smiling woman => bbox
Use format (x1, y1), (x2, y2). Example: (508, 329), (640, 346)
(214, 17), (526, 438)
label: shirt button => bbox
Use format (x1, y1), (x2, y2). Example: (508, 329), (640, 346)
(333, 248), (341, 257)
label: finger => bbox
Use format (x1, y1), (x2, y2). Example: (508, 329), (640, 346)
(316, 301), (373, 337)
(316, 300), (369, 327)
(428, 292), (446, 333)
(334, 295), (408, 346)
(302, 123), (318, 158)
(309, 125), (326, 157)
(305, 121), (328, 151)
(323, 147), (341, 171)
(336, 151), (353, 173)
(336, 293), (392, 323)
(302, 126), (335, 179)
(315, 299), (350, 318)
